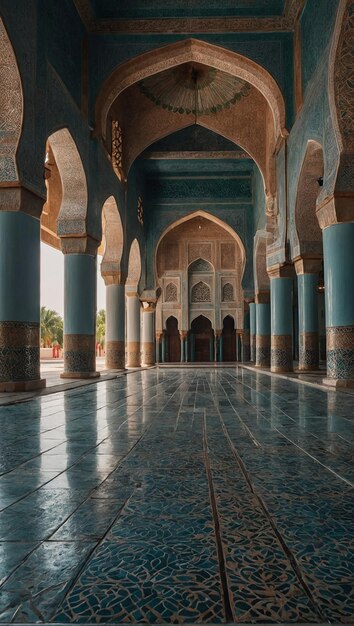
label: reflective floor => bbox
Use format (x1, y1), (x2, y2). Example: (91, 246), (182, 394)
(0, 368), (353, 623)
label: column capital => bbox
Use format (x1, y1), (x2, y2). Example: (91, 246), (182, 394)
(316, 193), (354, 229)
(294, 257), (322, 275)
(60, 235), (99, 255)
(180, 331), (188, 339)
(141, 301), (156, 312)
(0, 184), (44, 219)
(268, 263), (294, 279)
(101, 268), (126, 286)
(255, 290), (270, 304)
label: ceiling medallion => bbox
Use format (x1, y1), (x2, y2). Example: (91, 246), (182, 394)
(139, 63), (251, 116)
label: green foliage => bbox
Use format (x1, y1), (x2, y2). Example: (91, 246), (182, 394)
(96, 309), (106, 348)
(40, 307), (63, 347)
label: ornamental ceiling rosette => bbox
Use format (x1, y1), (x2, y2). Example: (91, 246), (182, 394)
(138, 62), (251, 116)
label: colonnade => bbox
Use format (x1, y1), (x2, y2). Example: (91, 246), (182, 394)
(248, 222), (354, 387)
(0, 212), (353, 390)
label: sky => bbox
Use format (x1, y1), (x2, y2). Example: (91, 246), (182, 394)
(40, 243), (106, 317)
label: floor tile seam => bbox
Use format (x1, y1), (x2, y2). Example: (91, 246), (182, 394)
(47, 374), (203, 619)
(256, 413), (354, 488)
(216, 379), (262, 449)
(202, 410), (234, 624)
(0, 367), (158, 408)
(222, 372), (350, 481)
(239, 364), (354, 395)
(213, 400), (327, 623)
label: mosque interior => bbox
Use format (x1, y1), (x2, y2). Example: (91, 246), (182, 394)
(0, 0), (353, 623)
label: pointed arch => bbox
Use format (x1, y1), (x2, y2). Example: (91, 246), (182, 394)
(127, 238), (141, 288)
(188, 258), (214, 273)
(47, 128), (88, 237)
(96, 38), (286, 143)
(0, 17), (23, 182)
(100, 196), (124, 283)
(293, 140), (323, 259)
(155, 210), (245, 280)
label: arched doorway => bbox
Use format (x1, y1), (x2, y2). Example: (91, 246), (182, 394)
(222, 315), (236, 362)
(165, 316), (181, 362)
(191, 315), (214, 362)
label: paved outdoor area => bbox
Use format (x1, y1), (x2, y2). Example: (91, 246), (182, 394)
(0, 367), (353, 623)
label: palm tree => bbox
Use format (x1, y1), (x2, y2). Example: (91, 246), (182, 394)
(40, 307), (63, 347)
(96, 309), (106, 349)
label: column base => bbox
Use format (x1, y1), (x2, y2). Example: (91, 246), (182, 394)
(326, 326), (354, 380)
(299, 332), (319, 371)
(0, 378), (46, 392)
(322, 377), (354, 389)
(126, 342), (141, 368)
(142, 342), (155, 367)
(255, 336), (270, 368)
(271, 334), (293, 373)
(60, 371), (100, 380)
(105, 341), (125, 370)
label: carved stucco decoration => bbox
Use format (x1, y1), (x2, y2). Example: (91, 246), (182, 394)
(191, 281), (211, 303)
(100, 196), (124, 285)
(189, 258), (213, 273)
(0, 17), (23, 182)
(222, 283), (234, 302)
(155, 210), (246, 280)
(126, 238), (142, 288)
(48, 129), (88, 239)
(74, 0), (305, 33)
(292, 140), (323, 260)
(165, 282), (178, 302)
(95, 39), (287, 146)
(254, 230), (270, 294)
(323, 0), (354, 215)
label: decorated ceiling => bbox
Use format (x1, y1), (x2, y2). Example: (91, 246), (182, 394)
(88, 0), (286, 19)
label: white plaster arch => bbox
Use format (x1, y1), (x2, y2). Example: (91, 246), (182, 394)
(100, 195), (124, 282)
(126, 238), (142, 289)
(254, 229), (270, 294)
(190, 311), (214, 327)
(0, 17), (23, 182)
(47, 128), (88, 237)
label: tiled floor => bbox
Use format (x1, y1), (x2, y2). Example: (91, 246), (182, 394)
(0, 367), (353, 623)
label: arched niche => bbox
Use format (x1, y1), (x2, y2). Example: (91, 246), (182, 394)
(44, 129), (88, 242)
(126, 238), (142, 290)
(222, 314), (236, 362)
(100, 196), (124, 284)
(0, 17), (23, 182)
(190, 314), (214, 362)
(164, 315), (181, 362)
(293, 140), (324, 260)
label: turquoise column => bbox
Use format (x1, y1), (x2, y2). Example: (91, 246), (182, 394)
(270, 275), (293, 373)
(62, 253), (99, 379)
(255, 298), (270, 367)
(249, 302), (256, 362)
(297, 272), (319, 371)
(191, 334), (195, 362)
(105, 283), (125, 369)
(141, 303), (156, 366)
(180, 333), (185, 363)
(0, 211), (45, 391)
(323, 223), (354, 385)
(126, 293), (141, 367)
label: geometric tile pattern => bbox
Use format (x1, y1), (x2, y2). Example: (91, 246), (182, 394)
(0, 321), (40, 381)
(327, 325), (354, 379)
(0, 368), (353, 623)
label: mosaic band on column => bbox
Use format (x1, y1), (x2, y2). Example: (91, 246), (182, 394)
(127, 341), (141, 368)
(142, 342), (155, 366)
(105, 340), (125, 369)
(271, 334), (292, 372)
(326, 326), (354, 381)
(62, 334), (99, 378)
(299, 331), (319, 371)
(0, 321), (45, 390)
(255, 335), (270, 368)
(250, 336), (256, 362)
